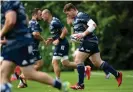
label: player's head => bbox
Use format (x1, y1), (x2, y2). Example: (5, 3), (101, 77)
(32, 8), (42, 20)
(41, 9), (52, 22)
(63, 3), (77, 19)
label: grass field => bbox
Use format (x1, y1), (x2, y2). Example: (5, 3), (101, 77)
(12, 71), (133, 92)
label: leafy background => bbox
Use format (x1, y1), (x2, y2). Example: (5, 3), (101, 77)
(22, 1), (133, 71)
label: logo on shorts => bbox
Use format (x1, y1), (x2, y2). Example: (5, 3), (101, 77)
(54, 52), (57, 55)
(80, 47), (84, 51)
(22, 60), (28, 65)
(30, 59), (35, 63)
(86, 49), (90, 52)
(59, 53), (62, 56)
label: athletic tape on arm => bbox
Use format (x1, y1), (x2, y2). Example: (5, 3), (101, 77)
(86, 19), (96, 32)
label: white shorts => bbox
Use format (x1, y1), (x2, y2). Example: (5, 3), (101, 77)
(52, 56), (69, 62)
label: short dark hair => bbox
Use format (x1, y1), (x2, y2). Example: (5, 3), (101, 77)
(32, 8), (41, 16)
(63, 3), (76, 12)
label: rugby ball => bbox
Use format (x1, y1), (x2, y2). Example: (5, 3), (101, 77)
(70, 34), (83, 43)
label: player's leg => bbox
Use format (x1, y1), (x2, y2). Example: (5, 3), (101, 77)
(52, 57), (61, 80)
(90, 52), (122, 87)
(61, 56), (77, 68)
(33, 51), (44, 71)
(71, 50), (89, 90)
(60, 41), (77, 69)
(17, 72), (28, 88)
(61, 56), (91, 80)
(52, 43), (65, 80)
(0, 60), (16, 92)
(18, 59), (44, 88)
(89, 56), (110, 79)
(18, 50), (44, 88)
(73, 49), (91, 80)
(18, 60), (44, 88)
(34, 59), (44, 71)
(10, 66), (21, 81)
(21, 65), (70, 91)
(18, 44), (70, 91)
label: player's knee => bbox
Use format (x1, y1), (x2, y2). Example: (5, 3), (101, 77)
(62, 64), (67, 67)
(52, 60), (58, 66)
(62, 62), (69, 67)
(92, 59), (102, 67)
(35, 63), (44, 70)
(74, 59), (81, 65)
(37, 60), (43, 66)
(38, 64), (43, 70)
(62, 60), (69, 67)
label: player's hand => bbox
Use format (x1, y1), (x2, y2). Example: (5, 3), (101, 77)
(74, 33), (85, 40)
(46, 38), (53, 45)
(0, 30), (7, 45)
(53, 39), (59, 45)
(0, 37), (7, 45)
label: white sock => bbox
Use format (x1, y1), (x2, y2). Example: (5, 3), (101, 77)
(56, 77), (60, 80)
(19, 80), (23, 85)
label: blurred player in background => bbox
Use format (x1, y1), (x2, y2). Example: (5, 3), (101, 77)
(0, 1), (70, 92)
(17, 8), (45, 88)
(63, 3), (122, 90)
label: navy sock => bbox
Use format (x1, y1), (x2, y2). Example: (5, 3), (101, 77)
(100, 62), (118, 78)
(103, 69), (110, 75)
(53, 80), (62, 90)
(0, 83), (12, 92)
(77, 63), (85, 85)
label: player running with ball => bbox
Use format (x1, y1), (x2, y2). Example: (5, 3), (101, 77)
(63, 3), (122, 90)
(0, 1), (69, 92)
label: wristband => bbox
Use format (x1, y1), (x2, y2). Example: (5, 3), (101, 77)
(58, 37), (63, 41)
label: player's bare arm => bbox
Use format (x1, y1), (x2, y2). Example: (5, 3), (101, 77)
(32, 31), (46, 44)
(0, 10), (16, 38)
(53, 27), (68, 45)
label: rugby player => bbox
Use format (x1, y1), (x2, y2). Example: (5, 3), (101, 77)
(63, 3), (122, 90)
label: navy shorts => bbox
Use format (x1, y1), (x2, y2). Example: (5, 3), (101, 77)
(53, 39), (69, 57)
(1, 45), (36, 67)
(33, 50), (42, 61)
(32, 44), (42, 61)
(79, 40), (99, 55)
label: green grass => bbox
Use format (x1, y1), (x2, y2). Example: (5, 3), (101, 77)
(12, 71), (133, 92)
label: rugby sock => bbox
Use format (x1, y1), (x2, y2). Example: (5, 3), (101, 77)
(0, 83), (12, 92)
(103, 69), (110, 75)
(53, 80), (62, 90)
(77, 63), (85, 85)
(56, 77), (61, 82)
(100, 62), (118, 78)
(19, 80), (23, 85)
